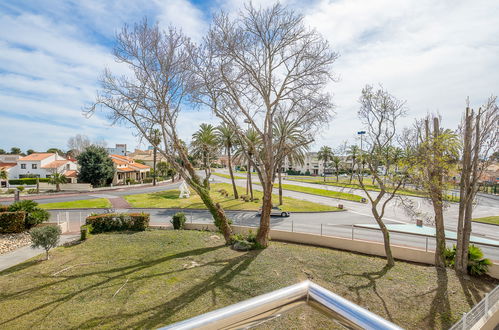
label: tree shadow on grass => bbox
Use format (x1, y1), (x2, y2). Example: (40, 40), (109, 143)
(331, 264), (394, 321)
(420, 267), (452, 329)
(69, 249), (262, 329)
(0, 259), (42, 276)
(0, 244), (227, 326)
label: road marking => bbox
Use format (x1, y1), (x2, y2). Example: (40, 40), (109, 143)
(346, 210), (408, 224)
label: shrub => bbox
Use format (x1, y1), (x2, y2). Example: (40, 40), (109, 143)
(171, 212), (186, 230)
(252, 198), (260, 203)
(143, 177), (153, 183)
(80, 224), (93, 240)
(6, 189), (16, 194)
(17, 186), (25, 192)
(444, 244), (492, 276)
(0, 211), (26, 233)
(126, 178), (137, 185)
(27, 189), (38, 194)
(240, 194), (250, 202)
(8, 178), (50, 185)
(29, 225), (61, 260)
(85, 213), (150, 233)
(8, 200), (50, 229)
(0, 205), (9, 212)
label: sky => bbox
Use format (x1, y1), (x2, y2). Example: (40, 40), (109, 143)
(0, 0), (498, 153)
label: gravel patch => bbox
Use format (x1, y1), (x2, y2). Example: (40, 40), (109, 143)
(0, 232), (31, 255)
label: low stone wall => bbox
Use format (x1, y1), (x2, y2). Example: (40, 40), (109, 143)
(183, 223), (499, 279)
(37, 221), (69, 234)
(39, 183), (92, 191)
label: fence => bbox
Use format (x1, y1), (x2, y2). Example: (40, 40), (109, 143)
(450, 284), (499, 329)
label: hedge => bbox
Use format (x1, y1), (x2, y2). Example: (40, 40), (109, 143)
(0, 205), (9, 213)
(85, 213), (150, 233)
(8, 178), (50, 185)
(0, 211), (26, 233)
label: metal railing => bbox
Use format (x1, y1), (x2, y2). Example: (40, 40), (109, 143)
(160, 280), (402, 330)
(450, 284), (499, 329)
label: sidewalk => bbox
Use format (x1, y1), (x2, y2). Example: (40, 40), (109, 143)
(0, 234), (80, 272)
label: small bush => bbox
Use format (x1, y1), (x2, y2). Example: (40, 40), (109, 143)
(143, 177), (153, 183)
(17, 186), (25, 192)
(252, 198), (259, 203)
(8, 178), (50, 185)
(126, 178), (137, 185)
(80, 224), (93, 240)
(6, 189), (16, 194)
(85, 213), (150, 233)
(444, 244), (492, 276)
(27, 189), (38, 194)
(0, 211), (26, 233)
(171, 212), (186, 230)
(29, 225), (61, 260)
(0, 205), (9, 212)
(8, 200), (50, 229)
(240, 194), (250, 202)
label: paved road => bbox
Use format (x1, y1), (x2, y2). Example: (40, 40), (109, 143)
(49, 208), (499, 262)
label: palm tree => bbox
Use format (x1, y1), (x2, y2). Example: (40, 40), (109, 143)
(49, 173), (67, 192)
(150, 128), (162, 186)
(216, 123), (239, 199)
(346, 145), (359, 183)
(191, 124), (219, 189)
(331, 155), (342, 182)
(233, 128), (261, 200)
(273, 117), (308, 205)
(0, 168), (7, 182)
(317, 146), (334, 182)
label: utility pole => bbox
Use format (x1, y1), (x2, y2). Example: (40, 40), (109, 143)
(357, 131), (366, 175)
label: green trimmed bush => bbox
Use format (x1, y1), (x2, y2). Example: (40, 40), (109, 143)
(0, 211), (26, 233)
(80, 224), (93, 240)
(17, 186), (25, 192)
(85, 213), (150, 233)
(8, 178), (50, 185)
(8, 200), (50, 229)
(171, 212), (186, 230)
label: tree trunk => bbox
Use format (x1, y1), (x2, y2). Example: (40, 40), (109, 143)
(153, 146), (157, 186)
(45, 250), (50, 260)
(227, 146), (238, 199)
(373, 206), (395, 267)
(349, 160), (355, 183)
(196, 187), (233, 243)
(336, 168), (339, 182)
(278, 168), (283, 205)
(256, 181), (273, 247)
(248, 159), (254, 200)
(433, 200), (446, 268)
(56, 183), (60, 192)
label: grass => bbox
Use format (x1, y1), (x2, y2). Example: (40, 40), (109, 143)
(287, 177), (460, 202)
(39, 198), (112, 209)
(214, 172), (364, 202)
(213, 172), (247, 180)
(0, 230), (496, 329)
(472, 216), (499, 225)
(125, 183), (341, 212)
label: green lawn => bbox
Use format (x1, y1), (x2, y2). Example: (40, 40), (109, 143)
(214, 173), (364, 202)
(125, 183), (341, 212)
(287, 177), (460, 202)
(472, 216), (499, 225)
(39, 198), (112, 209)
(213, 172), (247, 180)
(0, 230), (495, 329)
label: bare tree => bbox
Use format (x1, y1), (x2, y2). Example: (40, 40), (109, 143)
(191, 3), (337, 246)
(357, 85), (408, 267)
(409, 116), (460, 268)
(86, 21), (233, 243)
(455, 97), (498, 274)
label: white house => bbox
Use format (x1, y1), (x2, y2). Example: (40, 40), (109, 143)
(109, 154), (151, 185)
(281, 152), (353, 176)
(9, 153), (78, 182)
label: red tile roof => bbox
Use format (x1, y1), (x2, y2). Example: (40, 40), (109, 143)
(19, 153), (54, 161)
(111, 158), (128, 166)
(64, 170), (78, 177)
(117, 167), (135, 172)
(130, 162), (150, 169)
(41, 160), (69, 169)
(0, 162), (17, 169)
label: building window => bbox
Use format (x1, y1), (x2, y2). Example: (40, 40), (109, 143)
(32, 164), (37, 169)
(21, 164), (26, 169)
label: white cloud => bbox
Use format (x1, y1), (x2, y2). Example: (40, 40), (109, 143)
(154, 0), (207, 41)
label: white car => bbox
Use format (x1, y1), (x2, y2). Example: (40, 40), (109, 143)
(257, 206), (290, 217)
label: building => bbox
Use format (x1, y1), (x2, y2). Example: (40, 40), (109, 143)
(281, 152), (353, 176)
(106, 144), (128, 156)
(109, 154), (151, 185)
(128, 148), (168, 168)
(0, 154), (21, 187)
(8, 153), (78, 182)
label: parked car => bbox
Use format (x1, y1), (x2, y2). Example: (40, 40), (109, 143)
(257, 206), (290, 217)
